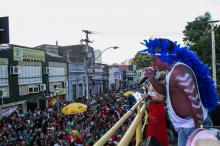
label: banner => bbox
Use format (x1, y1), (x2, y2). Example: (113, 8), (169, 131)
(2, 106), (17, 117)
(13, 46), (45, 62)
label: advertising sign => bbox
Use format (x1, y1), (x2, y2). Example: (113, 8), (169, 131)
(13, 46), (45, 62)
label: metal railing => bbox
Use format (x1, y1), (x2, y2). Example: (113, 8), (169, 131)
(93, 98), (148, 146)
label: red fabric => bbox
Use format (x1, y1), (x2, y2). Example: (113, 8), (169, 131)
(146, 102), (168, 146)
(75, 137), (83, 144)
(65, 135), (72, 143)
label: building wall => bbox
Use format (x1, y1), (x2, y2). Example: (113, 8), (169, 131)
(0, 58), (9, 98)
(48, 62), (67, 100)
(59, 45), (86, 63)
(0, 44), (69, 117)
(59, 45), (95, 99)
(109, 66), (121, 90)
(136, 67), (147, 84)
(18, 62), (43, 96)
(103, 65), (109, 92)
(0, 45), (47, 116)
(92, 63), (103, 94)
(68, 74), (85, 101)
(0, 57), (9, 118)
(67, 63), (86, 101)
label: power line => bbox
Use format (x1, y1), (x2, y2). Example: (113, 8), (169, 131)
(90, 31), (183, 37)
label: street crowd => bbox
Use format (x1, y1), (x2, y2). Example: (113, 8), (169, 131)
(0, 90), (135, 146)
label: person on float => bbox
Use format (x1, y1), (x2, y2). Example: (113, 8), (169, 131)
(139, 38), (218, 146)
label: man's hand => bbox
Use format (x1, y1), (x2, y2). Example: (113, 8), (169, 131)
(141, 94), (147, 99)
(141, 94), (153, 100)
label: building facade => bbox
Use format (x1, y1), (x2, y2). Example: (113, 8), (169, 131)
(0, 45), (47, 118)
(68, 63), (86, 101)
(0, 44), (68, 119)
(47, 54), (67, 107)
(59, 44), (95, 100)
(35, 44), (68, 107)
(102, 64), (109, 92)
(92, 63), (103, 95)
(109, 65), (122, 90)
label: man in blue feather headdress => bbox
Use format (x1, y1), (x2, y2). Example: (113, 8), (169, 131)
(140, 38), (218, 146)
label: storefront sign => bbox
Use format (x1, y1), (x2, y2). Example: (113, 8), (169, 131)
(13, 46), (45, 62)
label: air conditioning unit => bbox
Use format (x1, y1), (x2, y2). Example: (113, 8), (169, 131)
(0, 89), (8, 98)
(10, 66), (21, 75)
(39, 84), (46, 91)
(43, 67), (49, 74)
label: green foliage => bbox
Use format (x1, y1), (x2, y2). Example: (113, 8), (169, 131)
(183, 12), (220, 85)
(183, 12), (212, 65)
(133, 53), (151, 69)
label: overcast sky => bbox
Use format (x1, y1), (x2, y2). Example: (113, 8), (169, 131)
(1, 0), (220, 65)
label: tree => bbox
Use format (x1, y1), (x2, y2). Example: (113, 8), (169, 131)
(133, 53), (151, 69)
(183, 12), (220, 84)
(183, 12), (212, 64)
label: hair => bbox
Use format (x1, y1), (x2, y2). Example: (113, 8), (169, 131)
(140, 38), (218, 111)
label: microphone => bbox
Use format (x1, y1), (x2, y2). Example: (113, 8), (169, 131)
(139, 77), (148, 85)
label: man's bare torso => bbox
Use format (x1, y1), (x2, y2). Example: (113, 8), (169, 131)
(168, 64), (203, 121)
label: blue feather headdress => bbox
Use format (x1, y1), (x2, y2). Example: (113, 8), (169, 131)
(140, 38), (218, 111)
(140, 38), (180, 65)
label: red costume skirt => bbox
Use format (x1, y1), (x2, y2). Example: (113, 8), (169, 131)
(146, 102), (168, 146)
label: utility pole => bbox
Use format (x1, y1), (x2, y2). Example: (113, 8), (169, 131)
(81, 30), (93, 99)
(209, 20), (220, 86)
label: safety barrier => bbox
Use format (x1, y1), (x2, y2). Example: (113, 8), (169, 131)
(93, 98), (148, 146)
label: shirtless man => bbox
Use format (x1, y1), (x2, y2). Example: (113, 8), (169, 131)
(140, 38), (217, 146)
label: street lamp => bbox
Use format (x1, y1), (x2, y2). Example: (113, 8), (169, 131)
(95, 46), (119, 62)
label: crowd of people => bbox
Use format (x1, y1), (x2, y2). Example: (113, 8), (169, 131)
(1, 38), (220, 146)
(0, 91), (136, 146)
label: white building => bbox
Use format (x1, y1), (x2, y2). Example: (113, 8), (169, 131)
(92, 63), (103, 95)
(109, 65), (122, 90)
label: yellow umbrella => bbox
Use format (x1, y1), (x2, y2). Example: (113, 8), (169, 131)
(61, 102), (88, 115)
(72, 130), (80, 136)
(123, 91), (135, 97)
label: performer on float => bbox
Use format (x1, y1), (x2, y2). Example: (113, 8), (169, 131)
(139, 38), (218, 146)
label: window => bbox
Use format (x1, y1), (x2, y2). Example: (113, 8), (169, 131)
(72, 84), (77, 100)
(0, 65), (8, 86)
(78, 83), (83, 97)
(49, 67), (65, 82)
(28, 85), (39, 93)
(28, 87), (33, 93)
(33, 86), (39, 93)
(138, 72), (142, 77)
(18, 66), (42, 85)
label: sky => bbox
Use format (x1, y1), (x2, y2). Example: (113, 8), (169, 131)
(0, 0), (220, 65)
